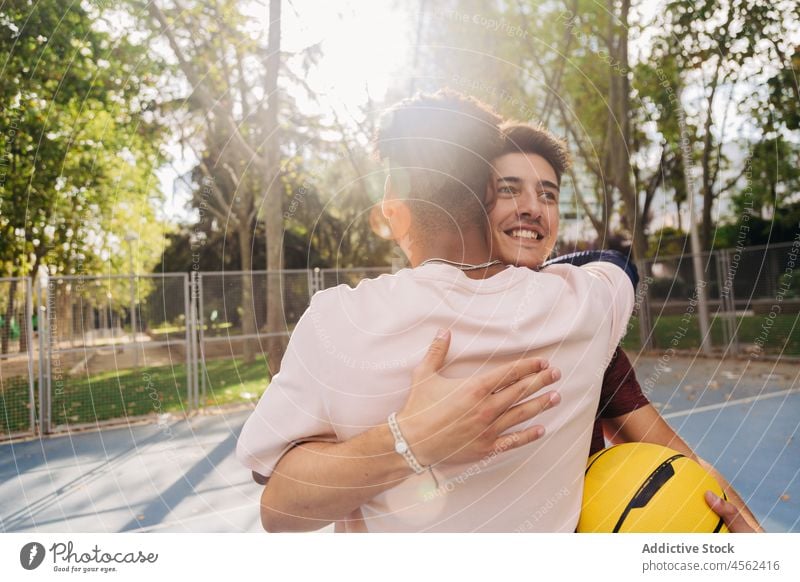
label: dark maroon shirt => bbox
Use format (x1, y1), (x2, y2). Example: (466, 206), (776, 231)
(590, 347), (650, 456)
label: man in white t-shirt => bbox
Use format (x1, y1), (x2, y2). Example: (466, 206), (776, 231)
(236, 90), (635, 532)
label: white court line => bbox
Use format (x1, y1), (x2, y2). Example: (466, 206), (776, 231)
(662, 387), (800, 420)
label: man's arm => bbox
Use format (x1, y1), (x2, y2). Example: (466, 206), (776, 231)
(543, 249), (639, 291)
(603, 405), (764, 532)
(259, 330), (562, 532)
(259, 425), (413, 532)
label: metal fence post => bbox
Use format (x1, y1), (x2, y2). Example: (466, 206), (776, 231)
(36, 280), (44, 435)
(24, 278), (35, 435)
(317, 268), (324, 293)
(196, 271), (206, 407)
(308, 267), (322, 296)
(191, 272), (198, 412)
(191, 270), (200, 409)
(183, 273), (194, 413)
(41, 277), (52, 435)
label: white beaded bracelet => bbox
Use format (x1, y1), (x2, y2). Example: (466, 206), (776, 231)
(387, 412), (427, 475)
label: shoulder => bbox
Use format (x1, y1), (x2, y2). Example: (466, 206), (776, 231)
(303, 270), (408, 335)
(538, 262), (621, 286)
(564, 261), (633, 295)
(310, 270), (404, 308)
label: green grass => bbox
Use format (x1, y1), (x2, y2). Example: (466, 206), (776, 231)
(200, 355), (271, 406)
(0, 376), (35, 436)
(1, 356), (271, 435)
(621, 313), (800, 354)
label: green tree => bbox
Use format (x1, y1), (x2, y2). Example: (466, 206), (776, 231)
(137, 0), (289, 364)
(0, 1), (167, 354)
(416, 0), (676, 260)
(649, 0), (800, 249)
(0, 0), (166, 279)
(139, 0), (393, 366)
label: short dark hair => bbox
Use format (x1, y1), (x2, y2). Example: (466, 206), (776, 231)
(499, 123), (571, 184)
(375, 90), (504, 233)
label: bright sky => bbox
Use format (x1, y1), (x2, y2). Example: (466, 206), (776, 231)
(281, 0), (414, 110)
(158, 0), (415, 223)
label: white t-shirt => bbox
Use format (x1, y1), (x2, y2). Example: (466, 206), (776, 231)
(237, 262), (634, 532)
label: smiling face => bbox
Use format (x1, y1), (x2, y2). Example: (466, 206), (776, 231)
(488, 152), (560, 269)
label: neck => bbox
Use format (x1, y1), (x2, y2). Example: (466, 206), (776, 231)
(408, 228), (505, 279)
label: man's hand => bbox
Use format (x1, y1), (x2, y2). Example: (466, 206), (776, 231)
(397, 329), (561, 467)
(705, 491), (764, 533)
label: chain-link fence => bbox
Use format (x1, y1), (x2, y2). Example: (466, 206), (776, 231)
(195, 270), (311, 408)
(2, 245), (798, 442)
(320, 267), (393, 290)
(41, 274), (192, 434)
(629, 240), (800, 357)
(0, 278), (35, 438)
(192, 268), (394, 409)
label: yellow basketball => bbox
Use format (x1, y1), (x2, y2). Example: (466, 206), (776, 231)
(577, 442), (729, 533)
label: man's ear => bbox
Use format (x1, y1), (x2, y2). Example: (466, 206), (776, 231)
(382, 176), (411, 240)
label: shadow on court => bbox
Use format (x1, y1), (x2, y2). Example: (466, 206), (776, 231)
(1, 355), (797, 533)
(0, 411), (262, 533)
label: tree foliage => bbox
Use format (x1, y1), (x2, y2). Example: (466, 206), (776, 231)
(0, 0), (167, 278)
(415, 0), (800, 255)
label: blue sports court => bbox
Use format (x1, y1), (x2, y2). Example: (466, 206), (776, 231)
(1, 355), (797, 533)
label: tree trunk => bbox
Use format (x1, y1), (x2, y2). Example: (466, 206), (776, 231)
(2, 280), (16, 355)
(600, 184), (611, 243)
(264, 0), (286, 375)
(607, 0), (646, 259)
(619, 179), (647, 259)
(19, 304), (28, 353)
(702, 186), (714, 250)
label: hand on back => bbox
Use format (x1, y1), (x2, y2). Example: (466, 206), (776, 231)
(397, 329), (561, 467)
